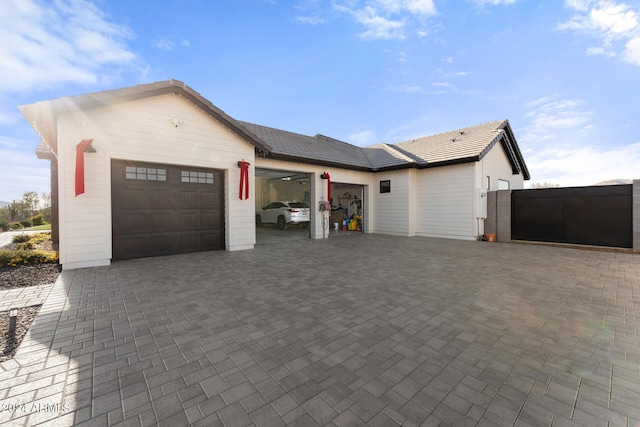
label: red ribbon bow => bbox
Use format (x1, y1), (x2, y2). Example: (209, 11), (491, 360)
(322, 172), (331, 202)
(238, 160), (251, 200)
(75, 139), (94, 197)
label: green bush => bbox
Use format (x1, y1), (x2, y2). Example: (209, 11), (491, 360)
(10, 222), (23, 230)
(0, 219), (9, 232)
(12, 234), (31, 243)
(28, 232), (52, 245)
(12, 233), (51, 250)
(20, 219), (32, 228)
(31, 214), (45, 226)
(0, 249), (59, 267)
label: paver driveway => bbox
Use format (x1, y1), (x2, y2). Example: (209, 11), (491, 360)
(1, 235), (639, 426)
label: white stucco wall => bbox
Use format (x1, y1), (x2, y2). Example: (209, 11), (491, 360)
(56, 93), (255, 269)
(368, 170), (413, 236)
(415, 163), (477, 240)
(476, 143), (525, 192)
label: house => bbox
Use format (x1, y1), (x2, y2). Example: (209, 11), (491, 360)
(19, 80), (529, 269)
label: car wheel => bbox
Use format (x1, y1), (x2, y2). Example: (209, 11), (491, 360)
(256, 215), (262, 227)
(277, 216), (286, 230)
(301, 222), (309, 229)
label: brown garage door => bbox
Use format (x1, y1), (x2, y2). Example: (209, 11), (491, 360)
(111, 160), (224, 260)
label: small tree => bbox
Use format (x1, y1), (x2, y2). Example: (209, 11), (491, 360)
(7, 201), (20, 222)
(41, 192), (51, 209)
(530, 182), (560, 189)
(21, 191), (40, 218)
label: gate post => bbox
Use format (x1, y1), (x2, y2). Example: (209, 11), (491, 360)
(634, 180), (640, 252)
(496, 190), (511, 242)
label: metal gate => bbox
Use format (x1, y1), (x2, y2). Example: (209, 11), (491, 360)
(511, 185), (633, 248)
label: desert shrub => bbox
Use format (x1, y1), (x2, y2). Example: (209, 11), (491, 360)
(10, 222), (23, 230)
(0, 249), (59, 268)
(31, 214), (46, 226)
(12, 234), (31, 243)
(17, 242), (35, 250)
(20, 219), (32, 228)
(0, 219), (9, 232)
(12, 233), (51, 250)
(27, 232), (51, 244)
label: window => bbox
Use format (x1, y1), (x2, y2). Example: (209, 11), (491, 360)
(126, 166), (166, 181)
(498, 179), (510, 190)
(181, 170), (214, 184)
(380, 180), (391, 193)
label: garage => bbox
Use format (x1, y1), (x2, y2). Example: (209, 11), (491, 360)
(254, 168), (311, 243)
(111, 160), (225, 260)
(329, 182), (365, 236)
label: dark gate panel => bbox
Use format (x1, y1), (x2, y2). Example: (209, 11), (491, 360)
(512, 185), (632, 248)
(112, 160), (225, 261)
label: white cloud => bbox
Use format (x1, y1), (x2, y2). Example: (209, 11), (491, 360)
(375, 0), (436, 15)
(521, 96), (594, 143)
(623, 36), (640, 64)
(565, 0), (594, 12)
(525, 142), (640, 186)
(468, 0), (518, 5)
(586, 46), (616, 56)
(558, 1), (640, 66)
(352, 6), (406, 40)
(348, 130), (378, 145)
(389, 84), (426, 93)
(156, 38), (175, 50)
(295, 16), (325, 25)
(0, 136), (50, 202)
(335, 0), (437, 41)
(0, 0), (136, 93)
(155, 37), (191, 51)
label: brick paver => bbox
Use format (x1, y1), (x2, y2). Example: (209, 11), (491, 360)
(0, 235), (639, 426)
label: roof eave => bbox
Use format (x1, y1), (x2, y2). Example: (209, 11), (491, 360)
(265, 152), (372, 172)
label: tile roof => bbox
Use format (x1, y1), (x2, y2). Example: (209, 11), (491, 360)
(393, 120), (507, 164)
(238, 121), (374, 170)
(21, 79), (529, 179)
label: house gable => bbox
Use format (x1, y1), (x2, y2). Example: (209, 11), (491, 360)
(20, 79), (272, 160)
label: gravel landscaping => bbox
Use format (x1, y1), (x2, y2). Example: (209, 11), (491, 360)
(0, 263), (61, 291)
(0, 234), (60, 362)
(1, 305), (42, 362)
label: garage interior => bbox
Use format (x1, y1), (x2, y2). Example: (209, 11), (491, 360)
(328, 182), (365, 236)
(255, 168), (312, 244)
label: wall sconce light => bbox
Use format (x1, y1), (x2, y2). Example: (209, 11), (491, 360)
(171, 118), (184, 128)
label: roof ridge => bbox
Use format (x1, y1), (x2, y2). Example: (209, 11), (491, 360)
(237, 121), (314, 139)
(377, 144), (424, 164)
(392, 119), (507, 145)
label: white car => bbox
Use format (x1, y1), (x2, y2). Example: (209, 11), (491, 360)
(256, 201), (310, 229)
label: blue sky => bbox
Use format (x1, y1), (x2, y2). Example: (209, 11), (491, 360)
(1, 0), (639, 203)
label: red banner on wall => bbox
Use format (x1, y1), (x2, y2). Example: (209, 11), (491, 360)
(75, 139), (94, 197)
(238, 160), (250, 200)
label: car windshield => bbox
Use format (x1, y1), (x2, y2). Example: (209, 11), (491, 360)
(288, 202), (309, 208)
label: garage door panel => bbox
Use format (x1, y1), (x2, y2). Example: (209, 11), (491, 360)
(112, 160), (224, 261)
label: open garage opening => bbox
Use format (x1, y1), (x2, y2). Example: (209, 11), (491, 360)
(329, 182), (365, 236)
(255, 168), (311, 243)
